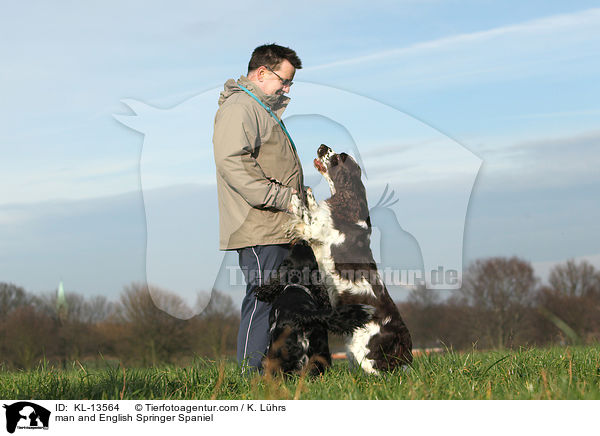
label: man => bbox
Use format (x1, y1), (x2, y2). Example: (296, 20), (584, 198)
(213, 44), (304, 372)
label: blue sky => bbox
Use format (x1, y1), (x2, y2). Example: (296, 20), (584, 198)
(1, 1), (599, 312)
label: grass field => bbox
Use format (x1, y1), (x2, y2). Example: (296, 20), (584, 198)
(1, 345), (599, 400)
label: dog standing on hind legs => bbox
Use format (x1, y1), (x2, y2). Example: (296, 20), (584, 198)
(287, 144), (413, 374)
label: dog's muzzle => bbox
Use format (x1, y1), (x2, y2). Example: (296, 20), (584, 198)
(315, 144), (335, 173)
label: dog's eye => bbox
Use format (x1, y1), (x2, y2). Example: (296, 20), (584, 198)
(330, 155), (338, 166)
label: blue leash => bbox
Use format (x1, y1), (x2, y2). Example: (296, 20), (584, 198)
(237, 83), (297, 153)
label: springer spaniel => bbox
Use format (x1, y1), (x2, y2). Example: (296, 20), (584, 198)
(254, 242), (373, 376)
(288, 144), (413, 374)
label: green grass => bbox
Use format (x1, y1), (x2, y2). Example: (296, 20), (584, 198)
(1, 345), (599, 400)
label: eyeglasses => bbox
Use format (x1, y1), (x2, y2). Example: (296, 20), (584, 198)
(265, 65), (294, 87)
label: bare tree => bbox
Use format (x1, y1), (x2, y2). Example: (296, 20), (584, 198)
(37, 292), (116, 324)
(191, 290), (239, 358)
(548, 259), (599, 297)
(407, 285), (441, 307)
(0, 282), (31, 317)
(459, 257), (538, 348)
(537, 260), (600, 343)
(400, 286), (444, 348)
(118, 283), (192, 365)
(0, 306), (57, 369)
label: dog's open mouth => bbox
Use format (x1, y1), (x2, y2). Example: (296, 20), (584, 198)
(314, 158), (327, 174)
(314, 144), (333, 174)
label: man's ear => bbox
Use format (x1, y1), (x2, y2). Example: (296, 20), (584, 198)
(247, 66), (266, 83)
(256, 66), (268, 83)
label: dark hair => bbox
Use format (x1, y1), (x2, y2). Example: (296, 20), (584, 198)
(247, 44), (302, 73)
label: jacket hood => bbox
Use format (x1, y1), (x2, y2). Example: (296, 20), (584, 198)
(218, 76), (290, 113)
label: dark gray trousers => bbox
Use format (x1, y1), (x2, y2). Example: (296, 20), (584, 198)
(236, 244), (291, 372)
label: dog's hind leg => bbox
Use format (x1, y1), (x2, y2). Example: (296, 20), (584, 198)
(346, 322), (380, 375)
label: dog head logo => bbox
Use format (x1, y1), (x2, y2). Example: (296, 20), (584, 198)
(3, 402), (50, 433)
(114, 82), (481, 318)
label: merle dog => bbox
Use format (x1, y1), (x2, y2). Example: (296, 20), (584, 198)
(254, 242), (373, 376)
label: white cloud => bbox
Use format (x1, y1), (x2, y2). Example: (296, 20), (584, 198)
(472, 129), (600, 191)
(303, 7), (600, 93)
(1, 160), (140, 206)
(500, 109), (600, 120)
(308, 8), (600, 72)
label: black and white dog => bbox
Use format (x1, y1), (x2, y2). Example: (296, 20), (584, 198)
(288, 144), (413, 374)
(254, 242), (373, 376)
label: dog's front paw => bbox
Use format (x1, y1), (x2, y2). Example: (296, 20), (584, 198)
(305, 187), (317, 210)
(289, 193), (303, 217)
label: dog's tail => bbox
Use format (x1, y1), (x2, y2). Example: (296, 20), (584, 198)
(324, 304), (374, 335)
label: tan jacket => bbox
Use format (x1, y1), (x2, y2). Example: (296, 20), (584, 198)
(213, 76), (304, 250)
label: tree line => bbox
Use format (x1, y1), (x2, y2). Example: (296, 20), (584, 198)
(0, 283), (238, 369)
(1, 257), (599, 369)
(400, 257), (600, 350)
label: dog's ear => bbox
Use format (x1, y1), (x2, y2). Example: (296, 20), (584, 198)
(333, 164), (351, 187)
(350, 160), (361, 178)
(311, 284), (332, 310)
(339, 153), (361, 176)
(254, 283), (283, 303)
